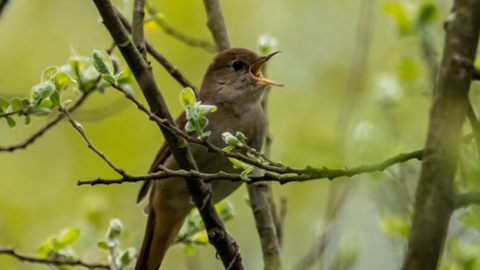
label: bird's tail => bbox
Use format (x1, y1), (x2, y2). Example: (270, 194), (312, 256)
(135, 205), (187, 270)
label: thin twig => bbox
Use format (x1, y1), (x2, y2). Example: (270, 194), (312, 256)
(0, 0), (11, 18)
(202, 0), (230, 52)
(108, 246), (118, 270)
(0, 109), (26, 118)
(77, 148), (424, 186)
(0, 247), (110, 269)
(145, 3), (216, 53)
(59, 108), (127, 177)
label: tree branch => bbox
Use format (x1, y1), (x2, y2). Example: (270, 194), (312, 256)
(0, 247), (110, 269)
(115, 9), (199, 94)
(202, 0), (230, 52)
(401, 1), (480, 269)
(132, 0), (147, 59)
(91, 1), (243, 268)
(0, 0), (11, 18)
(455, 191), (480, 209)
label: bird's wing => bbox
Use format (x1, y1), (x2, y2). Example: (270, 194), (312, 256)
(136, 110), (188, 204)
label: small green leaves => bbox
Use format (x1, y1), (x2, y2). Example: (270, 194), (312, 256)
(42, 66), (59, 83)
(183, 244), (195, 255)
(222, 132), (244, 148)
(117, 247), (136, 268)
(97, 241), (109, 250)
(25, 115), (31, 125)
(54, 72), (76, 91)
(0, 98), (9, 113)
(105, 218), (123, 246)
(179, 87), (217, 140)
(31, 82), (55, 106)
(27, 106), (51, 117)
(9, 98), (22, 111)
(93, 50), (114, 76)
(6, 117), (16, 128)
(417, 3), (437, 26)
(59, 228), (80, 246)
(258, 34), (279, 55)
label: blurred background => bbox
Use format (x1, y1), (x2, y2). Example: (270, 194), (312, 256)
(1, 0), (478, 269)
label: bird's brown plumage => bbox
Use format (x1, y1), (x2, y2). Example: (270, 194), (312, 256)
(134, 48), (280, 270)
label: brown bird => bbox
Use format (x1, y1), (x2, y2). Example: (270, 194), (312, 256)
(134, 48), (281, 270)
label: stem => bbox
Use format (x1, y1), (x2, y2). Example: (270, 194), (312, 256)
(132, 0), (147, 59)
(202, 0), (230, 52)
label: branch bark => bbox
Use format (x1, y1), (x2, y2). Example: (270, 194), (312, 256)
(401, 1), (480, 269)
(0, 247), (110, 269)
(455, 191), (480, 209)
(91, 1), (243, 269)
(132, 0), (147, 59)
(202, 0), (230, 52)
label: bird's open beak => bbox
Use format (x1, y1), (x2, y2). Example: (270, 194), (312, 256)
(249, 51), (284, 87)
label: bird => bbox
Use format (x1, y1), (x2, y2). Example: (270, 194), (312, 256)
(134, 48), (282, 270)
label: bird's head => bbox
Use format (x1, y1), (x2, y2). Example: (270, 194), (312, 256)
(200, 48), (282, 104)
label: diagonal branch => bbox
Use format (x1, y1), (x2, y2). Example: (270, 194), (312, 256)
(0, 247), (110, 269)
(91, 1), (243, 268)
(145, 4), (216, 53)
(202, 0), (230, 52)
(132, 0), (147, 59)
(115, 9), (199, 95)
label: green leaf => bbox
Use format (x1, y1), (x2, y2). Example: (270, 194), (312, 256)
(185, 121), (195, 132)
(179, 87), (196, 108)
(36, 243), (51, 258)
(222, 132), (243, 147)
(31, 82), (55, 106)
(240, 166), (255, 181)
(54, 72), (76, 91)
(92, 50), (114, 76)
(41, 66), (59, 83)
(118, 247), (136, 267)
(102, 74), (116, 84)
(398, 58), (417, 81)
(9, 98), (22, 111)
(58, 265), (73, 270)
(418, 3), (437, 26)
(235, 132), (246, 142)
(192, 232), (209, 245)
(105, 218), (123, 243)
(183, 244), (195, 255)
(197, 105), (217, 118)
(69, 56), (90, 80)
(50, 91), (61, 107)
(39, 99), (53, 108)
(59, 228), (80, 246)
(0, 98), (9, 113)
(382, 2), (412, 36)
(25, 115), (31, 125)
(62, 100), (72, 107)
(27, 106), (51, 117)
(117, 67), (134, 84)
(6, 117), (16, 128)
(97, 241), (109, 250)
(258, 34), (279, 55)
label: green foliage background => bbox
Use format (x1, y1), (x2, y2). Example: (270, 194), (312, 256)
(0, 0), (473, 269)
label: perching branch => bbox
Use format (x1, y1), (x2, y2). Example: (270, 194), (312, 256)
(401, 1), (480, 270)
(455, 191), (480, 209)
(91, 1), (243, 268)
(0, 247), (110, 269)
(132, 0), (147, 59)
(202, 0), (230, 52)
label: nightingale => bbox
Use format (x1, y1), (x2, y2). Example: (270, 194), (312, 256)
(134, 48), (282, 270)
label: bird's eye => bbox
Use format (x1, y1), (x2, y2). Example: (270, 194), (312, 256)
(232, 61), (243, 71)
